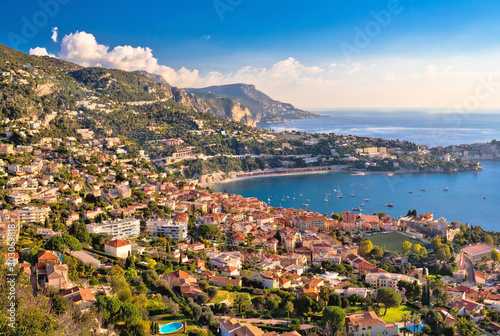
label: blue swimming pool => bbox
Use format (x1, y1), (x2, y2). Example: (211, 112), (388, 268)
(399, 323), (424, 333)
(160, 322), (183, 334)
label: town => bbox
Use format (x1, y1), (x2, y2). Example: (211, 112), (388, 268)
(1, 133), (500, 336)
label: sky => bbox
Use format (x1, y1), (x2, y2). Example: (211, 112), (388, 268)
(2, 0), (500, 109)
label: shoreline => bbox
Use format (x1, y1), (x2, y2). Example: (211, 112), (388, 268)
(203, 166), (483, 187)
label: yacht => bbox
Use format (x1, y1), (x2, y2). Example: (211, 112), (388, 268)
(360, 203), (365, 207)
(443, 187), (449, 191)
(281, 195), (286, 202)
(336, 186), (343, 199)
(302, 203), (309, 207)
(352, 207), (361, 211)
(420, 188), (427, 191)
(350, 191), (355, 197)
(364, 198), (370, 202)
(409, 190), (413, 194)
(386, 203), (394, 207)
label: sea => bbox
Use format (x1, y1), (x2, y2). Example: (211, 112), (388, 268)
(212, 110), (500, 230)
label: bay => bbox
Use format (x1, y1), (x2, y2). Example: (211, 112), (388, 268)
(212, 161), (500, 231)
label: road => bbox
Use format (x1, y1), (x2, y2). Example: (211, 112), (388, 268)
(458, 253), (476, 286)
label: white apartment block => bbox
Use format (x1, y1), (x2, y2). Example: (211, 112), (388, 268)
(18, 206), (50, 224)
(145, 219), (187, 241)
(86, 218), (140, 240)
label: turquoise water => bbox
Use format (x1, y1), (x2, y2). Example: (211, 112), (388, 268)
(261, 110), (500, 147)
(400, 323), (424, 332)
(160, 322), (183, 334)
(212, 161), (500, 231)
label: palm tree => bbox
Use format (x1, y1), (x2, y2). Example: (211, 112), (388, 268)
(433, 313), (443, 335)
(411, 313), (421, 336)
(401, 313), (411, 336)
(284, 301), (294, 326)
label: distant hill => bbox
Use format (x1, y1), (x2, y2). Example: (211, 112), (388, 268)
(185, 83), (321, 123)
(0, 44), (317, 126)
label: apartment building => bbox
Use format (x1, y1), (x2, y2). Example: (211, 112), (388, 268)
(365, 272), (420, 290)
(18, 206), (50, 224)
(86, 218), (140, 240)
(296, 215), (326, 231)
(146, 219), (188, 241)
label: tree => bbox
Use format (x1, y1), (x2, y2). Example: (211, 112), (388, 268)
(431, 237), (442, 252)
(284, 301), (294, 326)
(358, 240), (373, 257)
(198, 280), (208, 291)
(376, 287), (402, 315)
(411, 313), (421, 336)
(51, 295), (70, 314)
(328, 293), (342, 307)
(234, 293), (251, 315)
(491, 249), (500, 266)
(485, 234), (494, 245)
(402, 241), (413, 256)
(371, 246), (384, 259)
(207, 287), (218, 300)
(401, 313), (411, 336)
(142, 269), (159, 286)
(322, 306), (346, 335)
(436, 245), (452, 262)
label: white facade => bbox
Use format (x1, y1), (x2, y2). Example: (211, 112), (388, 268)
(145, 219), (187, 241)
(86, 218), (140, 239)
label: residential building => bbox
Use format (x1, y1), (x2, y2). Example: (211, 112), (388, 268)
(346, 311), (399, 336)
(56, 286), (95, 311)
(86, 218), (140, 240)
(104, 239), (132, 258)
(365, 273), (420, 290)
(145, 219), (188, 241)
(296, 215), (326, 231)
(18, 206), (50, 224)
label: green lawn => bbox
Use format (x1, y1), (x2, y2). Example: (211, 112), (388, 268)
(380, 305), (419, 323)
(349, 304), (418, 323)
(367, 232), (430, 253)
(213, 290), (237, 304)
(150, 314), (199, 336)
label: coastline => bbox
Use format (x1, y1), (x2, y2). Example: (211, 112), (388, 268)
(202, 165), (483, 187)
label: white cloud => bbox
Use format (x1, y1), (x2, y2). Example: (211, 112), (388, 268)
(38, 30), (500, 108)
(29, 47), (55, 57)
(51, 27), (58, 43)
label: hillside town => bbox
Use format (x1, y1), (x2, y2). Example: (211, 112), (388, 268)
(2, 131), (500, 336)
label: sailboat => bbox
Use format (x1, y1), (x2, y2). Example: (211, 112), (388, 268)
(351, 190), (355, 197)
(324, 193), (328, 202)
(336, 186), (343, 199)
(281, 195), (286, 202)
(267, 195), (271, 202)
(326, 189), (332, 196)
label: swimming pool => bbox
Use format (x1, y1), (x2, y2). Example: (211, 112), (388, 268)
(399, 323), (424, 333)
(160, 322), (183, 334)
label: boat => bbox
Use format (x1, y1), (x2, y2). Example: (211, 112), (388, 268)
(302, 203), (309, 206)
(324, 193), (328, 202)
(292, 197), (295, 199)
(420, 188), (427, 191)
(351, 172), (365, 176)
(350, 182), (355, 187)
(299, 193), (303, 196)
(281, 195), (286, 202)
(326, 190), (332, 196)
(409, 190), (413, 194)
(364, 198), (370, 202)
(306, 199), (310, 201)
(418, 194), (422, 197)
(336, 186), (343, 199)
(360, 203), (365, 207)
(286, 196), (290, 198)
(351, 191), (355, 197)
(267, 195), (271, 202)
(387, 173), (394, 177)
(386, 203), (394, 207)
(352, 207), (361, 211)
(443, 187), (449, 191)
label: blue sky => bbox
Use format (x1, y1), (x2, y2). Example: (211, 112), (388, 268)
(2, 0), (500, 108)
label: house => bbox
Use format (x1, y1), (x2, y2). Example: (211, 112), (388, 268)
(209, 276), (241, 288)
(453, 299), (485, 318)
(104, 239), (132, 258)
(221, 266), (240, 277)
(434, 308), (457, 327)
(56, 286), (95, 311)
(220, 318), (301, 336)
(45, 264), (70, 290)
(346, 311), (399, 336)
(69, 251), (101, 269)
(255, 273), (279, 289)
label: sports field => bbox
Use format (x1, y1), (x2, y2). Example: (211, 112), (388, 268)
(367, 232), (430, 252)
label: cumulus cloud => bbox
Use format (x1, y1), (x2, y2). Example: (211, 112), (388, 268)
(29, 47), (55, 57)
(38, 30), (500, 108)
(51, 27), (58, 43)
